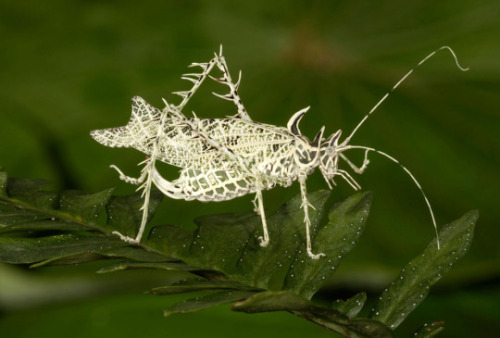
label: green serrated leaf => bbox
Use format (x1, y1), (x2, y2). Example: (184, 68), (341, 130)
(30, 252), (105, 268)
(163, 290), (256, 317)
(98, 261), (199, 274)
(0, 210), (48, 226)
(5, 178), (58, 210)
(284, 192), (372, 299)
(29, 246), (178, 268)
(0, 234), (128, 264)
(98, 246), (177, 262)
(331, 292), (367, 318)
(371, 211), (478, 329)
(0, 216), (90, 233)
(152, 279), (259, 295)
(232, 291), (392, 337)
(106, 188), (163, 238)
(59, 188), (114, 224)
(147, 191), (371, 299)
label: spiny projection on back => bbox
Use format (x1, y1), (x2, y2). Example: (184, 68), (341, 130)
(91, 46), (468, 259)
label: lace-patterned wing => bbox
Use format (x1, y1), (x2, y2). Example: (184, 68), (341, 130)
(91, 96), (161, 149)
(156, 118), (298, 172)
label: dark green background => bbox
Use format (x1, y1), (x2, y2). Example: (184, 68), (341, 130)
(1, 1), (499, 337)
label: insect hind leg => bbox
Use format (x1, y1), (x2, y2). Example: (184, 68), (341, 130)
(151, 167), (187, 199)
(172, 53), (219, 113)
(211, 47), (251, 121)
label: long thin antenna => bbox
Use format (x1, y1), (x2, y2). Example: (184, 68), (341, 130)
(342, 46), (469, 147)
(338, 145), (441, 249)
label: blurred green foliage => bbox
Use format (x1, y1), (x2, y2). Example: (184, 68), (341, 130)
(0, 0), (499, 337)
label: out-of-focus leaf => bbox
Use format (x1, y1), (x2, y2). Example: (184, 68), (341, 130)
(59, 188), (114, 224)
(232, 291), (392, 338)
(0, 262), (193, 311)
(163, 290), (256, 317)
(371, 211), (478, 329)
(147, 191), (372, 299)
(0, 169), (7, 198)
(330, 292), (367, 318)
(106, 188), (163, 238)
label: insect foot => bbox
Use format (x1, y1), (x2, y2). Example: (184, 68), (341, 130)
(112, 231), (140, 244)
(91, 45), (468, 259)
(308, 251), (326, 260)
(258, 236), (270, 247)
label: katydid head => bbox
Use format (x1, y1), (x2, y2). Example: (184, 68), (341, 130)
(318, 130), (342, 188)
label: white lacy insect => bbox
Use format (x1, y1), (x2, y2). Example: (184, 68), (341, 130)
(91, 46), (468, 259)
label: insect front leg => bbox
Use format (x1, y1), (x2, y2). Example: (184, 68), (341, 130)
(336, 169), (362, 191)
(339, 150), (370, 174)
(254, 185), (270, 247)
(298, 174), (325, 259)
(110, 162), (148, 185)
(109, 157), (158, 244)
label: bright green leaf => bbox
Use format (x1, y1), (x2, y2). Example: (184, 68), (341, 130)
(371, 211), (478, 329)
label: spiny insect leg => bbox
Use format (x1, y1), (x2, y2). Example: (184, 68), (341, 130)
(212, 50), (251, 121)
(110, 164), (145, 185)
(112, 231), (139, 244)
(173, 55), (218, 113)
(110, 158), (157, 244)
(299, 175), (325, 259)
(336, 169), (362, 190)
(340, 150), (370, 174)
(252, 195), (259, 213)
(254, 186), (270, 247)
